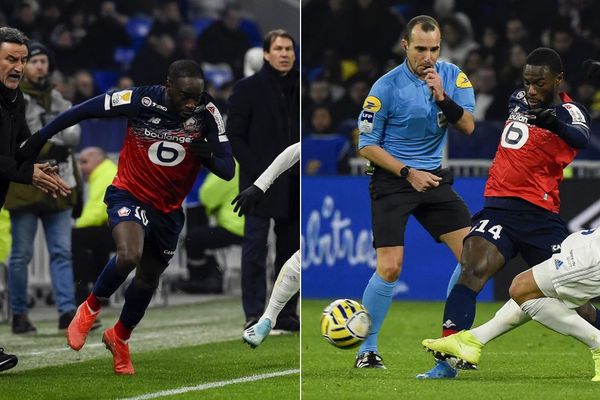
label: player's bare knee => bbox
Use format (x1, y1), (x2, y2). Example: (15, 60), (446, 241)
(509, 274), (527, 304)
(116, 248), (142, 271)
(458, 259), (489, 291)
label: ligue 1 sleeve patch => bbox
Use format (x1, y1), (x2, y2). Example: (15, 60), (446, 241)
(358, 111), (374, 133)
(111, 90), (133, 107)
(206, 102), (226, 134)
(117, 206), (131, 217)
(455, 72), (472, 88)
(562, 103), (587, 126)
(362, 96), (381, 112)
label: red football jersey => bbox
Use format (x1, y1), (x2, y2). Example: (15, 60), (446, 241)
(106, 86), (227, 213)
(485, 92), (590, 213)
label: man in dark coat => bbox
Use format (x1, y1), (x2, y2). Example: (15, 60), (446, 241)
(0, 26), (70, 373)
(227, 29), (300, 330)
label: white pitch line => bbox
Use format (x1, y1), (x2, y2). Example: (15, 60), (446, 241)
(118, 369), (300, 400)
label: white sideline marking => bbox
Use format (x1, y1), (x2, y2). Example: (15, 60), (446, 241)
(118, 369), (300, 400)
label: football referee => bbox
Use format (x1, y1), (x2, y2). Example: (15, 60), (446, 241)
(354, 15), (475, 374)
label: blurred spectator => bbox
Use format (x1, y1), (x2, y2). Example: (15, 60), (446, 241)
(498, 44), (528, 94)
(471, 66), (508, 121)
(83, 1), (130, 70)
(72, 70), (96, 104)
(351, 0), (403, 66)
(196, 3), (251, 80)
(72, 147), (117, 307)
(116, 76), (134, 90)
(174, 25), (198, 60)
(504, 17), (535, 51)
(462, 49), (484, 77)
(302, 0), (354, 67)
(10, 1), (38, 39)
(149, 0), (183, 39)
(129, 33), (176, 86)
(37, 1), (64, 41)
(550, 23), (587, 86)
(49, 24), (86, 75)
(439, 16), (479, 66)
(307, 106), (335, 135)
(331, 76), (370, 128)
(478, 26), (503, 69)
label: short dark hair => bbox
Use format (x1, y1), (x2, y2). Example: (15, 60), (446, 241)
(403, 15), (440, 43)
(263, 29), (295, 52)
(0, 26), (29, 47)
(167, 59), (204, 81)
(526, 47), (563, 74)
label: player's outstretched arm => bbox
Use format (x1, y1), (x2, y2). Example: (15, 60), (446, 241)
(18, 93), (131, 160)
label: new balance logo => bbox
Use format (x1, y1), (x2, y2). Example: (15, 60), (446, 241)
(442, 319), (456, 329)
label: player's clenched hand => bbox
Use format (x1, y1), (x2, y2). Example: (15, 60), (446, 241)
(231, 185), (264, 217)
(32, 162), (71, 198)
(189, 140), (213, 163)
(423, 67), (444, 101)
(406, 169), (441, 192)
(528, 108), (560, 132)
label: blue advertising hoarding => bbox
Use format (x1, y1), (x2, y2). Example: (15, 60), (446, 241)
(301, 176), (494, 301)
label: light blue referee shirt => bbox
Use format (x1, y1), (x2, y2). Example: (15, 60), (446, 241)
(357, 60), (475, 170)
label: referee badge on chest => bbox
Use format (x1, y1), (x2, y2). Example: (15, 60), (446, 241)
(437, 111), (447, 129)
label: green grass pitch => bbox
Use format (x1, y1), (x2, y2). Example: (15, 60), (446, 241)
(302, 300), (600, 400)
(0, 298), (299, 399)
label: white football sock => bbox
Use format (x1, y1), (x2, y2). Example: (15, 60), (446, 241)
(521, 297), (600, 350)
(470, 299), (531, 344)
(261, 250), (300, 325)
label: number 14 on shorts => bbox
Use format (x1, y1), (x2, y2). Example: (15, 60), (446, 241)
(470, 219), (503, 240)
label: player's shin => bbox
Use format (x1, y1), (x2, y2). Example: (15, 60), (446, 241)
(521, 298), (600, 349)
(118, 279), (156, 340)
(358, 273), (396, 354)
(262, 251), (300, 325)
(442, 284), (478, 336)
(92, 256), (129, 302)
(470, 299), (530, 344)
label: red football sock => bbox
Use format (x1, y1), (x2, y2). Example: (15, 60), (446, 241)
(86, 293), (102, 312)
(114, 319), (132, 341)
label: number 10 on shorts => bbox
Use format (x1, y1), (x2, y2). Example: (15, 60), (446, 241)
(470, 219), (503, 240)
(135, 206), (149, 226)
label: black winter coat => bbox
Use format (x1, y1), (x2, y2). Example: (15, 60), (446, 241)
(0, 86), (33, 208)
(227, 63), (300, 219)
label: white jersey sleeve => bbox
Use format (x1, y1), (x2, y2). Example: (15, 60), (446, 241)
(254, 142), (300, 193)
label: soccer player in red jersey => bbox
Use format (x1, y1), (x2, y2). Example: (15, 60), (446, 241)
(21, 60), (234, 374)
(420, 48), (600, 378)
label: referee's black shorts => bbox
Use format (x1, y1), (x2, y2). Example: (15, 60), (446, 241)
(369, 167), (471, 248)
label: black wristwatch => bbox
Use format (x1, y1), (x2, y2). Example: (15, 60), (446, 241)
(400, 166), (411, 178)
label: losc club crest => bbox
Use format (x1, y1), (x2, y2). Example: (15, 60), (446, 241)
(117, 207), (131, 217)
(183, 117), (198, 131)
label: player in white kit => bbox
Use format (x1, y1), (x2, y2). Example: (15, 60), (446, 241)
(232, 143), (300, 348)
(422, 228), (600, 381)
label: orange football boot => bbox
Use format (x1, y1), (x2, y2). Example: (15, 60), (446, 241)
(102, 327), (134, 375)
(67, 302), (100, 351)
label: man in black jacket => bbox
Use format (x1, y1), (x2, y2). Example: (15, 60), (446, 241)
(228, 29), (300, 330)
(0, 26), (70, 372)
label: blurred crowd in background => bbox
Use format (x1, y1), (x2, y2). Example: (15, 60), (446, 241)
(0, 0), (264, 113)
(301, 0), (600, 174)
